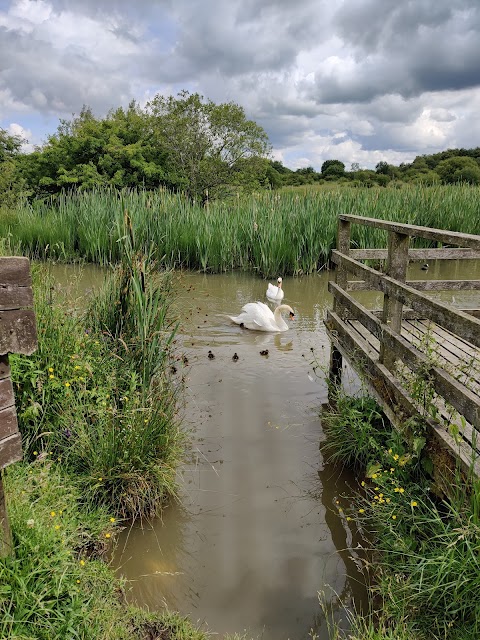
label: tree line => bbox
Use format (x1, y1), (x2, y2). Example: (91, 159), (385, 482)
(2, 90), (480, 208)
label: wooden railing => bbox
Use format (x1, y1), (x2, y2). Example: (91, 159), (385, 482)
(326, 215), (480, 478)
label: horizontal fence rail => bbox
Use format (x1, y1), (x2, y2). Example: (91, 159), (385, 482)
(326, 214), (480, 480)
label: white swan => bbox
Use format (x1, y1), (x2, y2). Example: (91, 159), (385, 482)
(266, 277), (284, 301)
(227, 302), (295, 332)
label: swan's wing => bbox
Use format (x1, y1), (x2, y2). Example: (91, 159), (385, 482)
(266, 283), (278, 297)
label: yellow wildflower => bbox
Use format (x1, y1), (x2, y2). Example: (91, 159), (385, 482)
(50, 511), (56, 517)
(54, 525), (60, 530)
(49, 374), (55, 379)
(358, 509), (365, 514)
(399, 488), (405, 493)
(392, 515), (397, 520)
(65, 382), (71, 387)
(109, 517), (115, 523)
(105, 533), (111, 539)
(361, 481), (365, 487)
(80, 560), (85, 566)
(411, 501), (418, 507)
(393, 454), (399, 461)
(48, 367), (54, 373)
(388, 448), (392, 454)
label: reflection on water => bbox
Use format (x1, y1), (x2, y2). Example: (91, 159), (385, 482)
(114, 271), (367, 640)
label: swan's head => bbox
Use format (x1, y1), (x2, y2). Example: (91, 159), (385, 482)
(276, 304), (295, 320)
(277, 277), (283, 288)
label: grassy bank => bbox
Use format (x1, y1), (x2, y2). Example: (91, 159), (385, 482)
(0, 232), (223, 637)
(321, 393), (480, 640)
(1, 184), (479, 276)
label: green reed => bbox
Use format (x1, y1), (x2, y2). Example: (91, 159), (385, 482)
(321, 388), (480, 640)
(1, 184), (479, 275)
(11, 244), (182, 519)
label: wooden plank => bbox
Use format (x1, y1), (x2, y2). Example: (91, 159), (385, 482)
(0, 474), (13, 557)
(380, 231), (409, 367)
(331, 251), (480, 348)
(0, 257), (32, 287)
(0, 309), (38, 355)
(0, 356), (10, 380)
(0, 285), (34, 310)
(326, 310), (480, 478)
(348, 280), (480, 292)
(407, 280), (480, 291)
(330, 283), (480, 428)
(340, 214), (480, 250)
(0, 378), (14, 411)
(401, 324), (480, 394)
(350, 248), (480, 260)
(0, 406), (18, 440)
(0, 432), (22, 469)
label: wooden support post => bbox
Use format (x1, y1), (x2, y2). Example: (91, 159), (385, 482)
(0, 471), (13, 557)
(328, 218), (351, 400)
(379, 231), (409, 369)
(0, 258), (38, 557)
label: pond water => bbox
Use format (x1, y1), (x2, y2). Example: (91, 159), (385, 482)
(49, 259), (480, 640)
(113, 270), (367, 640)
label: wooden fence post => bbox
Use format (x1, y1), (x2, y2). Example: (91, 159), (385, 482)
(379, 231), (409, 369)
(329, 218), (351, 398)
(0, 257), (37, 557)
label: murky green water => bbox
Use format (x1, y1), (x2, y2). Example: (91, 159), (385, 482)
(48, 259), (480, 640)
(112, 270), (367, 640)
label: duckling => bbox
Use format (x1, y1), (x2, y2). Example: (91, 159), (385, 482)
(259, 349), (269, 356)
(421, 263), (429, 271)
(232, 352), (239, 362)
(208, 350), (215, 360)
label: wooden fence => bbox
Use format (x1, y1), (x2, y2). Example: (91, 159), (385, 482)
(326, 215), (480, 479)
(0, 257), (37, 556)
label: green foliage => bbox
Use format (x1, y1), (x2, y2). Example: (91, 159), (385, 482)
(146, 90), (271, 202)
(321, 394), (389, 470)
(1, 463), (222, 640)
(11, 253), (182, 519)
(321, 159), (345, 178)
(0, 128), (27, 208)
(1, 184), (480, 276)
(436, 156), (480, 184)
(322, 386), (480, 639)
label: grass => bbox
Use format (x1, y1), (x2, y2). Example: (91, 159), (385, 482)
(1, 461), (247, 639)
(1, 184), (479, 276)
(10, 225), (183, 520)
(321, 388), (480, 640)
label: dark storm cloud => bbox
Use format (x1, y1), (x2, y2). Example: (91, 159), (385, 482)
(312, 0), (480, 104)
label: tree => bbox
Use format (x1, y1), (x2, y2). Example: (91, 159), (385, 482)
(147, 91), (271, 203)
(0, 128), (26, 207)
(321, 159), (345, 179)
(436, 156), (480, 185)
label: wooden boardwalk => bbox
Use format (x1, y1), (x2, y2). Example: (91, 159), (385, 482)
(326, 215), (480, 479)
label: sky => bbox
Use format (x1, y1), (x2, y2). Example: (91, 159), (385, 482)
(1, 0), (480, 171)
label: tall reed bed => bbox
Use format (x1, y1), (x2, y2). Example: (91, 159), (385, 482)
(1, 185), (479, 276)
(10, 221), (183, 519)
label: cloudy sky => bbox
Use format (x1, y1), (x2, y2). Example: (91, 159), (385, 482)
(1, 0), (480, 170)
